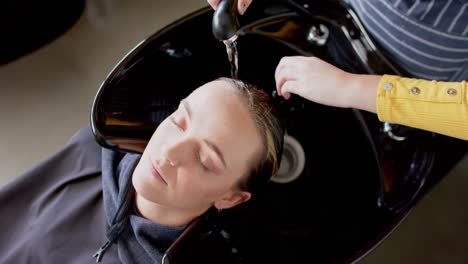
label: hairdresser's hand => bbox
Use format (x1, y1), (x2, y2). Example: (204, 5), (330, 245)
(207, 0), (253, 15)
(275, 56), (380, 113)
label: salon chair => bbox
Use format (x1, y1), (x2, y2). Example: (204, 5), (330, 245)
(91, 0), (468, 263)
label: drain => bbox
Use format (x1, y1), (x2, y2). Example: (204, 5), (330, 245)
(271, 134), (305, 184)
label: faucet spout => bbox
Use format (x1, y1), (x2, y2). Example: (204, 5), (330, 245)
(212, 0), (239, 42)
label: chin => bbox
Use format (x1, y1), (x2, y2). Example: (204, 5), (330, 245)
(132, 173), (144, 194)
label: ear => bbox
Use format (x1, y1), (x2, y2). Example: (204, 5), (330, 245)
(214, 191), (251, 210)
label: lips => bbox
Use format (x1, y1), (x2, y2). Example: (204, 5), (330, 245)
(149, 157), (168, 185)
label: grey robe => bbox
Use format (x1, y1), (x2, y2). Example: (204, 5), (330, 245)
(0, 126), (183, 264)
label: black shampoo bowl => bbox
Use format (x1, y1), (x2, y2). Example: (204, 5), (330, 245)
(91, 1), (467, 263)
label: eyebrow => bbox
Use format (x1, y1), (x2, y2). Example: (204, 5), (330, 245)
(181, 100), (227, 169)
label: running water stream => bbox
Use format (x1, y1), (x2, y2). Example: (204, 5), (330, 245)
(224, 39), (238, 79)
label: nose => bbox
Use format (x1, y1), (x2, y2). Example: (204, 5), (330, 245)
(157, 155), (177, 168)
(160, 136), (194, 167)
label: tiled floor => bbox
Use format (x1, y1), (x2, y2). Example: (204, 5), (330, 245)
(0, 0), (466, 263)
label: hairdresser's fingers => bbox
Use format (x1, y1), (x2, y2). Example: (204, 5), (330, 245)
(281, 81), (296, 100)
(207, 0), (221, 9)
(275, 57), (302, 96)
(275, 56), (291, 81)
(276, 71), (298, 99)
(275, 57), (292, 96)
(275, 66), (290, 97)
(208, 0), (252, 14)
(238, 0), (253, 15)
(274, 56), (305, 83)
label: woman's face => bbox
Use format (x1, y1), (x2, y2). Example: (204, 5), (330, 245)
(132, 80), (262, 213)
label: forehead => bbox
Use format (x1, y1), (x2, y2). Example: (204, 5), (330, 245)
(188, 80), (237, 105)
(186, 80), (261, 170)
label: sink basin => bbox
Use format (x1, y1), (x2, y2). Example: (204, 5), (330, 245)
(91, 1), (468, 263)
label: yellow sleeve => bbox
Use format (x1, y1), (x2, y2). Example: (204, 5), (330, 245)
(376, 75), (468, 140)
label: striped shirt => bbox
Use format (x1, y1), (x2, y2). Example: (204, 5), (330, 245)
(345, 0), (468, 81)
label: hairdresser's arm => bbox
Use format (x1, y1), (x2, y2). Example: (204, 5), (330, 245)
(275, 56), (468, 140)
(207, 0), (253, 15)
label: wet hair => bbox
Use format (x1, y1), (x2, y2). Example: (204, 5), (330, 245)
(218, 77), (284, 193)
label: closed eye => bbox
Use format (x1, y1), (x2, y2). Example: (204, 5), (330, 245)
(170, 116), (184, 131)
(196, 151), (210, 172)
(170, 116), (210, 171)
